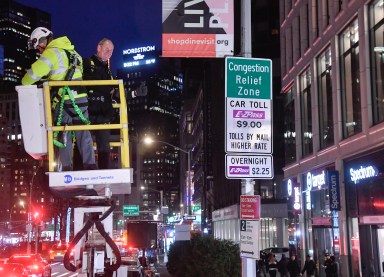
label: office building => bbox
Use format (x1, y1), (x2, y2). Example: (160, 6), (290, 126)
(117, 45), (183, 223)
(0, 0), (51, 232)
(180, 0), (286, 247)
(0, 0), (50, 89)
(281, 0), (383, 276)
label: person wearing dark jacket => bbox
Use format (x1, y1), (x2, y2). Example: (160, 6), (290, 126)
(268, 254), (278, 277)
(301, 254), (316, 277)
(83, 38), (115, 169)
(287, 255), (300, 277)
(278, 254), (289, 277)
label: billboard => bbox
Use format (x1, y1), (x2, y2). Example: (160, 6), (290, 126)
(162, 0), (234, 57)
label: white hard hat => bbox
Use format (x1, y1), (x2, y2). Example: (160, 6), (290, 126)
(28, 27), (53, 50)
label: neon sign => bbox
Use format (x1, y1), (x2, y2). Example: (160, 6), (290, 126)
(287, 179), (301, 214)
(123, 45), (156, 55)
(349, 165), (378, 184)
(306, 171), (326, 191)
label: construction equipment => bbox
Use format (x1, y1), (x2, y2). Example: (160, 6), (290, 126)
(16, 80), (133, 277)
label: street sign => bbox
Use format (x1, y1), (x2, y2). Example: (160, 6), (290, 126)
(240, 195), (261, 220)
(123, 205), (139, 216)
(183, 215), (196, 221)
(225, 57), (273, 154)
(192, 206), (201, 211)
(240, 220), (260, 259)
(226, 154), (273, 179)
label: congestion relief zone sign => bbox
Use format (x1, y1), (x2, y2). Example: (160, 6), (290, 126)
(225, 57), (273, 179)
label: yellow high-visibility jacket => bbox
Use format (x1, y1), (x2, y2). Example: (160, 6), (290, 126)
(21, 36), (87, 106)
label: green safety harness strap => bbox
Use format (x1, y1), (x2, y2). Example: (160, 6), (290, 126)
(53, 86), (90, 148)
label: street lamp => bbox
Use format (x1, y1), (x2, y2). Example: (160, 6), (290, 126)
(140, 186), (164, 221)
(143, 137), (192, 215)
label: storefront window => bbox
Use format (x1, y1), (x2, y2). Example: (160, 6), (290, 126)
(317, 48), (334, 149)
(284, 87), (296, 163)
(344, 151), (384, 276)
(370, 0), (384, 124)
(300, 69), (313, 157)
(339, 19), (362, 138)
(259, 218), (278, 250)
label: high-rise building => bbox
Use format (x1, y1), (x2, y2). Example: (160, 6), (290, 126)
(0, 0), (50, 89)
(117, 45), (183, 223)
(180, 0), (285, 244)
(0, 0), (51, 231)
(281, 0), (384, 275)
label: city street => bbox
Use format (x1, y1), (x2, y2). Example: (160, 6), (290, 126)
(47, 259), (172, 277)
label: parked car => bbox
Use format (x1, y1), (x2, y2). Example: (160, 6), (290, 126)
(48, 243), (72, 262)
(121, 256), (142, 268)
(260, 247), (290, 262)
(7, 254), (51, 277)
(0, 263), (27, 277)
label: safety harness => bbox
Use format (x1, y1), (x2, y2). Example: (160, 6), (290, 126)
(53, 50), (90, 148)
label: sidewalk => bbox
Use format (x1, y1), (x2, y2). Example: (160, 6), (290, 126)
(155, 253), (171, 277)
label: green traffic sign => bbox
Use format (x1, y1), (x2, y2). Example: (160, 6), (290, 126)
(192, 206), (201, 211)
(123, 205), (139, 216)
(225, 57), (272, 99)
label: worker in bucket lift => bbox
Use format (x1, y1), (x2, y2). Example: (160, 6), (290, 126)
(21, 27), (97, 171)
(82, 38), (115, 169)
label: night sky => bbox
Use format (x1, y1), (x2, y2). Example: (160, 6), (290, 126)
(16, 0), (163, 74)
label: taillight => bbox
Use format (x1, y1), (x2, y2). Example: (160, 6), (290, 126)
(27, 264), (40, 271)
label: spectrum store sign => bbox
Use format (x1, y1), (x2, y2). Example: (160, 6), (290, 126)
(348, 165), (378, 184)
(304, 170), (341, 211)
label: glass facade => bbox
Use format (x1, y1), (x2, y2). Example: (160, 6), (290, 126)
(370, 0), (384, 124)
(317, 48), (334, 149)
(339, 19), (361, 138)
(300, 69), (313, 157)
(284, 87), (296, 164)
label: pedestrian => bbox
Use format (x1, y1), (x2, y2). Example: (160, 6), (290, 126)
(278, 254), (289, 277)
(301, 254), (316, 277)
(287, 254), (300, 277)
(322, 253), (334, 277)
(21, 27), (97, 171)
(328, 255), (338, 277)
(268, 254), (278, 277)
(83, 38), (115, 169)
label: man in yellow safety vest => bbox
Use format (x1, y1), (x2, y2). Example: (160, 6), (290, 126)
(21, 27), (97, 171)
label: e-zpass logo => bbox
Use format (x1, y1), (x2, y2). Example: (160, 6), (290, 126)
(229, 166), (250, 174)
(64, 175), (73, 184)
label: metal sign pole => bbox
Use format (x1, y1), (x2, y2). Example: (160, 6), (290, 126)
(241, 1), (256, 276)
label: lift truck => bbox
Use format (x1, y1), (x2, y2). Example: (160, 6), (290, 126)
(16, 80), (133, 277)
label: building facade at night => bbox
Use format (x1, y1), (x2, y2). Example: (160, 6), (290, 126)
(281, 0), (384, 276)
(116, 46), (183, 224)
(0, 1), (52, 233)
(0, 0), (50, 89)
(179, 0), (287, 249)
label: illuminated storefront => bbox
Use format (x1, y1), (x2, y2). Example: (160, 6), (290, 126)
(344, 150), (384, 277)
(287, 169), (341, 277)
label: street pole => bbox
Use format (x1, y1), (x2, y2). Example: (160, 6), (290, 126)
(241, 0), (257, 276)
(27, 172), (36, 254)
(187, 150), (192, 215)
(160, 190), (164, 223)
